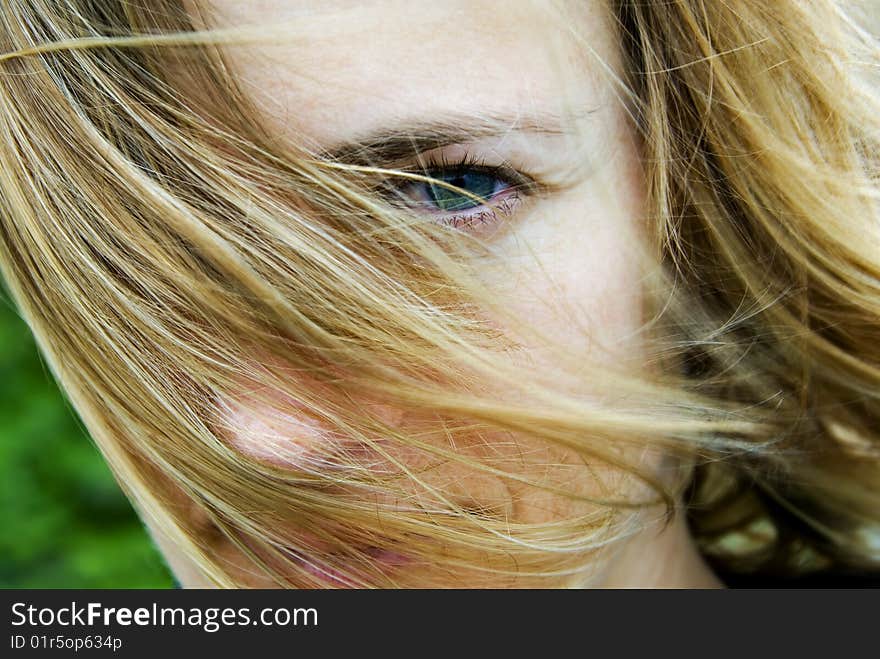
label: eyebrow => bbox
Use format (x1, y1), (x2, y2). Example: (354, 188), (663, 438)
(318, 112), (573, 167)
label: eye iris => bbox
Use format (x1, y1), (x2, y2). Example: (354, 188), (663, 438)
(427, 171), (499, 212)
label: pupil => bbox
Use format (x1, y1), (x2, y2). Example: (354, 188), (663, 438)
(428, 172), (497, 211)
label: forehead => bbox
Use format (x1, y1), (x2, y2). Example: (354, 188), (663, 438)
(189, 0), (616, 146)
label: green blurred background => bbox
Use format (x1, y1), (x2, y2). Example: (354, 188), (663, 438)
(0, 295), (174, 588)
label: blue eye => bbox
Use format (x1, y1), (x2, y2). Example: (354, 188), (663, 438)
(388, 160), (530, 231)
(423, 170), (506, 212)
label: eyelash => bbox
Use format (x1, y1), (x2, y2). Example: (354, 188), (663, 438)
(382, 152), (535, 231)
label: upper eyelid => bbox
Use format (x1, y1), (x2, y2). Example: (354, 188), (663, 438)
(317, 113), (573, 167)
(341, 140), (510, 175)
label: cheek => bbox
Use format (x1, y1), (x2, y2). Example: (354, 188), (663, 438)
(219, 393), (324, 469)
(214, 372), (655, 531)
(215, 371), (513, 505)
(215, 372), (405, 472)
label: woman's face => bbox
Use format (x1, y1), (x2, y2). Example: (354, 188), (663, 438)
(155, 0), (722, 587)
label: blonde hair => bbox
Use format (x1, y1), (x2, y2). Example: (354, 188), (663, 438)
(0, 0), (878, 586)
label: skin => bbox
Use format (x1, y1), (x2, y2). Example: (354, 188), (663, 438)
(150, 0), (724, 588)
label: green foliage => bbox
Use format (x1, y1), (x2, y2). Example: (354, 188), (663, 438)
(0, 297), (174, 588)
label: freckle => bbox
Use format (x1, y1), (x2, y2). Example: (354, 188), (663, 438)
(364, 402), (406, 427)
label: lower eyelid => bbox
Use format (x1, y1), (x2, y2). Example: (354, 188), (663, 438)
(433, 189), (524, 231)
